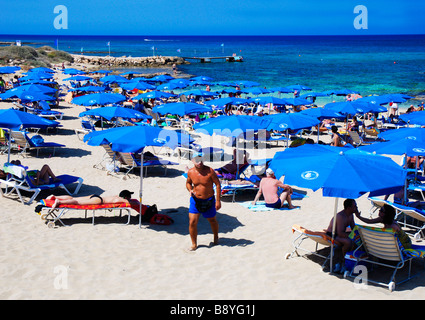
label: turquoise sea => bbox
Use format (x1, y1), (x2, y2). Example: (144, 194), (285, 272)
(1, 34), (425, 105)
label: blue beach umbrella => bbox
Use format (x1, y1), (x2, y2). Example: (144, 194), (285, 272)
(269, 87), (293, 94)
(324, 101), (386, 115)
(286, 85), (312, 92)
(252, 96), (291, 106)
(269, 144), (406, 272)
(191, 75), (214, 82)
(180, 89), (217, 97)
(84, 125), (190, 226)
(270, 144), (406, 198)
(378, 127), (425, 142)
(4, 84), (57, 95)
(0, 90), (54, 102)
(121, 81), (156, 91)
(63, 75), (93, 82)
(263, 112), (320, 132)
(21, 72), (54, 80)
(300, 107), (345, 120)
(28, 67), (54, 73)
(132, 91), (177, 100)
(71, 93), (126, 106)
(156, 82), (187, 91)
(357, 94), (413, 105)
(150, 75), (175, 82)
(100, 75), (130, 84)
(69, 86), (106, 93)
(62, 68), (86, 75)
(152, 102), (212, 116)
(242, 87), (271, 95)
(0, 66), (20, 74)
(299, 92), (329, 99)
(169, 78), (191, 87)
(0, 108), (59, 162)
(359, 137), (425, 157)
(193, 115), (267, 137)
(216, 81), (239, 87)
(280, 98), (313, 107)
(204, 97), (250, 108)
(400, 110), (425, 126)
(79, 106), (152, 121)
(236, 80), (260, 87)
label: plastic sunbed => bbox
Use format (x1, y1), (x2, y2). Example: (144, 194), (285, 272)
(36, 198), (132, 228)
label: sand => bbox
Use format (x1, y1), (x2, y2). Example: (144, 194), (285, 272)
(0, 65), (424, 300)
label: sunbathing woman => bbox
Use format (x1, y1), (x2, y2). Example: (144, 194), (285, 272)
(11, 160), (60, 186)
(47, 189), (133, 209)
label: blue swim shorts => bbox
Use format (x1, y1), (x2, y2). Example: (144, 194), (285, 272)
(189, 196), (217, 218)
(265, 198), (282, 209)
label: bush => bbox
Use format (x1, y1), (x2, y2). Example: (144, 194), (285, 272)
(0, 45), (74, 67)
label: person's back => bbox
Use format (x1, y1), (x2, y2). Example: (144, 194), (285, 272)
(259, 177), (280, 203)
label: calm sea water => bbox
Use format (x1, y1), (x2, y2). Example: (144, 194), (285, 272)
(1, 34), (425, 102)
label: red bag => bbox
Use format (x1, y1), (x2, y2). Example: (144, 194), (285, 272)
(150, 213), (174, 225)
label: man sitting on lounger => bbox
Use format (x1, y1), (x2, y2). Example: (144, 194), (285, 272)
(252, 168), (295, 209)
(214, 148), (249, 180)
(47, 189), (136, 210)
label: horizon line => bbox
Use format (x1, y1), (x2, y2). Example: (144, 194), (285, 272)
(1, 33), (425, 37)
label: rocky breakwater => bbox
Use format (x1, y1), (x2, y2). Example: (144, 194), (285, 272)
(71, 54), (189, 68)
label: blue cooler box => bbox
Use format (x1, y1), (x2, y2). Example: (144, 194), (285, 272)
(344, 250), (369, 271)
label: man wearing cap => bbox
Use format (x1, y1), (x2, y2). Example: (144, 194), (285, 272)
(252, 168), (295, 209)
(186, 151), (221, 251)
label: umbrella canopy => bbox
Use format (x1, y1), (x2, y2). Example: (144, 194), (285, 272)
(63, 75), (93, 82)
(204, 97), (250, 108)
(20, 72), (53, 81)
(324, 89), (360, 96)
(152, 102), (212, 116)
(216, 81), (239, 87)
(169, 78), (192, 87)
(252, 96), (292, 106)
(324, 101), (386, 115)
(121, 81), (156, 91)
(180, 89), (217, 97)
(299, 92), (329, 99)
(83, 125), (190, 226)
(71, 93), (126, 106)
(62, 68), (86, 75)
(28, 67), (54, 73)
(236, 80), (260, 87)
(280, 98), (313, 106)
(242, 87), (271, 95)
(269, 144), (406, 198)
(0, 90), (54, 102)
(150, 75), (175, 82)
(193, 115), (267, 137)
(0, 66), (20, 74)
(3, 84), (57, 96)
(268, 87), (293, 94)
(360, 127), (425, 157)
(156, 82), (187, 90)
(263, 113), (320, 131)
(132, 91), (177, 100)
(400, 110), (425, 126)
(0, 108), (58, 130)
(191, 75), (214, 82)
(79, 106), (152, 121)
(100, 75), (130, 84)
(69, 85), (106, 92)
(84, 125), (190, 153)
(300, 107), (345, 120)
(286, 85), (312, 92)
(357, 94), (413, 105)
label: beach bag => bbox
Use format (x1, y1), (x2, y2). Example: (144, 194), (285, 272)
(150, 213), (174, 225)
(141, 204), (158, 222)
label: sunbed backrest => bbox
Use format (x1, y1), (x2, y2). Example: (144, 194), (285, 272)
(358, 226), (402, 262)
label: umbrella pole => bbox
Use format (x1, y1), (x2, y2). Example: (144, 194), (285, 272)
(330, 197), (339, 273)
(139, 151), (144, 228)
(7, 129), (11, 163)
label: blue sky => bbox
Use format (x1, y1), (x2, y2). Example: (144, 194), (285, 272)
(1, 0), (424, 36)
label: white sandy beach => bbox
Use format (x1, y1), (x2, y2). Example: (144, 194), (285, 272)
(0, 65), (424, 301)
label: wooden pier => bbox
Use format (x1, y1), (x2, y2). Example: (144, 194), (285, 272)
(182, 55), (243, 63)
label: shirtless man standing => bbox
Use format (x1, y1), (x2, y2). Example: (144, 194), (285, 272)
(252, 168), (295, 209)
(186, 152), (221, 251)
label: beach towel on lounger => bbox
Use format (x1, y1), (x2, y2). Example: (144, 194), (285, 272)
(39, 198), (131, 210)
